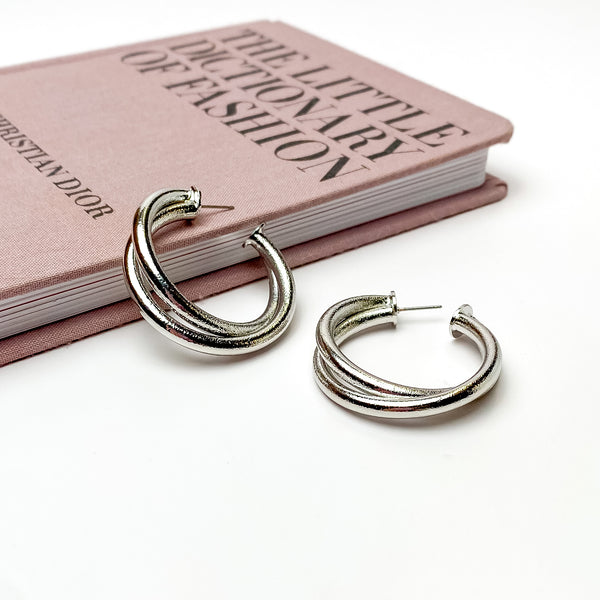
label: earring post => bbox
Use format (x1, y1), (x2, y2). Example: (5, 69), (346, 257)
(202, 204), (235, 210)
(397, 304), (442, 312)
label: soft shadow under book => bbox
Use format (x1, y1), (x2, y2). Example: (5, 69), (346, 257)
(0, 21), (513, 366)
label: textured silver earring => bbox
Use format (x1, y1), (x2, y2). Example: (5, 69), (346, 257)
(123, 187), (295, 355)
(313, 292), (501, 418)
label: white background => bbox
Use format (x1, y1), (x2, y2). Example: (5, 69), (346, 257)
(1, 1), (599, 598)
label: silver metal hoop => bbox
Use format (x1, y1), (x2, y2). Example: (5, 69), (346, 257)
(313, 292), (501, 418)
(123, 187), (296, 355)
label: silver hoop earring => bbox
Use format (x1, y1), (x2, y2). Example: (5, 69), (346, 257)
(123, 187), (296, 355)
(313, 292), (501, 418)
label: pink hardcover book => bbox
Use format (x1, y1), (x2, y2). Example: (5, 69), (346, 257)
(0, 21), (512, 366)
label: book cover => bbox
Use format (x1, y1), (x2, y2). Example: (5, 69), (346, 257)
(0, 21), (512, 365)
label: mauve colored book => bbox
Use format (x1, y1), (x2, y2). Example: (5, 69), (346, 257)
(0, 21), (512, 366)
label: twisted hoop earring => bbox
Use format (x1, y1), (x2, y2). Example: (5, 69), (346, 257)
(313, 292), (501, 418)
(123, 187), (295, 355)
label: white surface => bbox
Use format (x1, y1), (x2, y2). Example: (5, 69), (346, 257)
(1, 1), (598, 599)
